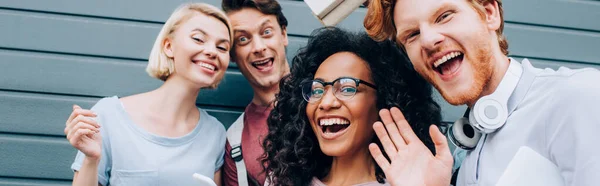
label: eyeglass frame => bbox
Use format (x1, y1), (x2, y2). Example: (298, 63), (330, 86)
(301, 76), (377, 103)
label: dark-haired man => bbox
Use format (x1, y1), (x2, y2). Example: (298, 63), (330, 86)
(221, 0), (290, 185)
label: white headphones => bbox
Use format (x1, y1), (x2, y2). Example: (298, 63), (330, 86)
(448, 61), (523, 150)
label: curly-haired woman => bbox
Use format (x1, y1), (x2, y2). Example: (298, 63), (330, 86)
(261, 27), (445, 186)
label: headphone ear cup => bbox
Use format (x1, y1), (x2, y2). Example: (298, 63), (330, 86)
(470, 96), (508, 134)
(448, 117), (482, 150)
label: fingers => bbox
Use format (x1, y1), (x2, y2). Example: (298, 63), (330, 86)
(389, 107), (419, 144)
(379, 109), (407, 149)
(65, 105), (97, 134)
(430, 125), (453, 165)
(373, 122), (400, 160)
(67, 105), (95, 123)
(67, 118), (100, 140)
(69, 128), (96, 147)
(369, 143), (390, 171)
(66, 115), (100, 137)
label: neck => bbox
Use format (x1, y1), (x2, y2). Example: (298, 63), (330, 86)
(468, 53), (510, 107)
(251, 84), (278, 107)
(322, 147), (377, 186)
(147, 76), (201, 123)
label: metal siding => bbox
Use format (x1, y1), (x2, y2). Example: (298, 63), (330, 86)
(0, 0), (598, 184)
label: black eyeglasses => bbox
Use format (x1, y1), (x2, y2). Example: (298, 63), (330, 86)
(301, 77), (377, 103)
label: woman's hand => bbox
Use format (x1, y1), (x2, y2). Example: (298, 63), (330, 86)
(65, 105), (102, 160)
(369, 107), (453, 186)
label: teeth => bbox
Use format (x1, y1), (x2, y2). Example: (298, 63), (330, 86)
(198, 62), (216, 71)
(319, 118), (350, 126)
(253, 59), (270, 65)
(434, 52), (462, 68)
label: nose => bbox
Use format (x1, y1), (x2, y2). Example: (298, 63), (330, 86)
(318, 87), (341, 111)
(419, 26), (444, 52)
(203, 45), (217, 59)
(251, 37), (267, 55)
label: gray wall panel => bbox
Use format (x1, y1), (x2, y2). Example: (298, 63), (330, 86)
(0, 91), (242, 137)
(1, 0), (599, 183)
(0, 9), (157, 60)
(2, 0), (599, 33)
(2, 8), (597, 69)
(0, 134), (75, 180)
(0, 177), (70, 186)
(504, 0), (600, 31)
(505, 24), (600, 64)
(0, 49), (253, 108)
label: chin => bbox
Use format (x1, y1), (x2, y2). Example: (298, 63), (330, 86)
(319, 144), (346, 157)
(438, 85), (481, 105)
(255, 77), (280, 89)
(193, 78), (217, 88)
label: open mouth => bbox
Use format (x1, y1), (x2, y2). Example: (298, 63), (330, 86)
(433, 51), (464, 76)
(194, 60), (218, 72)
(318, 117), (350, 139)
(251, 58), (274, 71)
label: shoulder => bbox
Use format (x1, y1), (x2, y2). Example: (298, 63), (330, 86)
(90, 96), (122, 128)
(90, 96), (120, 112)
(199, 108), (226, 136)
(527, 63), (600, 104)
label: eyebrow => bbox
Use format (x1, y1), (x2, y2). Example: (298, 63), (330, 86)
(259, 19), (273, 29)
(192, 28), (230, 44)
(396, 2), (450, 42)
(430, 2), (452, 22)
(233, 18), (273, 34)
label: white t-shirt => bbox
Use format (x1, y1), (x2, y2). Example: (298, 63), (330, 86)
(71, 96), (226, 186)
(457, 59), (600, 186)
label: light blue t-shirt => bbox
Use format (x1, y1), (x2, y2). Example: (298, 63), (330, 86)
(71, 96), (226, 186)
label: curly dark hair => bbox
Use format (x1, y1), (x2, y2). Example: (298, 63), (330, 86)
(261, 27), (443, 186)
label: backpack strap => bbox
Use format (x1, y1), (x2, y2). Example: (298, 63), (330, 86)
(226, 113), (249, 186)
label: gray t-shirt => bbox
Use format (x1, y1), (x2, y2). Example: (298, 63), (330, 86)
(71, 96), (226, 186)
(457, 59), (600, 186)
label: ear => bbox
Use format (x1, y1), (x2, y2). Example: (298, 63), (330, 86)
(483, 1), (502, 32)
(163, 38), (174, 58)
(281, 26), (289, 47)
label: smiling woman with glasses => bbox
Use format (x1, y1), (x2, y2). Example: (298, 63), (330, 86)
(261, 27), (444, 186)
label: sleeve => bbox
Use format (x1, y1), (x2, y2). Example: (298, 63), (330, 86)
(222, 140), (240, 186)
(546, 71), (600, 186)
(70, 99), (112, 186)
(215, 130), (226, 172)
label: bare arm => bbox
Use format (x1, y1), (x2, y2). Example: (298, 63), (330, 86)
(66, 105), (103, 186)
(214, 169), (223, 186)
(72, 157), (101, 186)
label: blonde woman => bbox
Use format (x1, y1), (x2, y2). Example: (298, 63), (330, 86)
(64, 3), (233, 186)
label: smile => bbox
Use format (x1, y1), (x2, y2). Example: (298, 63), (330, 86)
(251, 58), (274, 71)
(432, 51), (464, 78)
(194, 60), (218, 72)
(318, 117), (350, 140)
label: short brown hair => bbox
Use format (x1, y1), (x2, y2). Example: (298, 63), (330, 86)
(364, 0), (508, 55)
(221, 0), (288, 29)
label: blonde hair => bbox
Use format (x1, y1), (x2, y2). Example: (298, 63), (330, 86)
(146, 3), (234, 81)
(364, 0), (508, 55)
